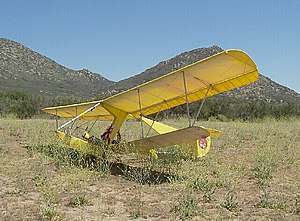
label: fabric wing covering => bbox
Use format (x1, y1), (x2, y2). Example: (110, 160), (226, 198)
(43, 50), (259, 120)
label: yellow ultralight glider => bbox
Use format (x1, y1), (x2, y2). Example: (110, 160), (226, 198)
(43, 49), (259, 158)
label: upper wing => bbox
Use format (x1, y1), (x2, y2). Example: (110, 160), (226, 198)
(43, 100), (113, 120)
(43, 49), (259, 120)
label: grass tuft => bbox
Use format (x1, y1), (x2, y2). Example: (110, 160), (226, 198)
(43, 205), (60, 220)
(190, 175), (216, 203)
(69, 194), (88, 207)
(221, 191), (238, 212)
(172, 188), (198, 220)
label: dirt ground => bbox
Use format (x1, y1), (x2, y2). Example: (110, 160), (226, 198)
(0, 118), (300, 220)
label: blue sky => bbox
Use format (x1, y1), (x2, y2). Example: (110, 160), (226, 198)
(1, 0), (299, 92)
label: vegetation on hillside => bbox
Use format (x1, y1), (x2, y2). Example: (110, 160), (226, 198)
(2, 38), (299, 104)
(0, 38), (113, 97)
(0, 90), (83, 119)
(1, 89), (299, 120)
(190, 97), (300, 120)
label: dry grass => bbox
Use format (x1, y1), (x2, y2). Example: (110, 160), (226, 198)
(0, 117), (299, 220)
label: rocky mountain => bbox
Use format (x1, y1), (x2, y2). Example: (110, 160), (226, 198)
(222, 75), (300, 104)
(111, 46), (223, 91)
(1, 38), (299, 104)
(108, 46), (300, 104)
(0, 38), (113, 98)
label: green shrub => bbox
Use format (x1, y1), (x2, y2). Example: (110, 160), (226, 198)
(172, 188), (198, 220)
(69, 195), (88, 207)
(221, 191), (238, 212)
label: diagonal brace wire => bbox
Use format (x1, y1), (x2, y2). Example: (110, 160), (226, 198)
(192, 85), (212, 126)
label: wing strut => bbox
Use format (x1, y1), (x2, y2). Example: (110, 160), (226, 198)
(192, 85), (212, 126)
(57, 102), (102, 131)
(137, 89), (144, 138)
(55, 109), (59, 129)
(145, 103), (164, 138)
(182, 71), (191, 127)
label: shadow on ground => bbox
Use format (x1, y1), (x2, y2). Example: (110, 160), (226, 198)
(109, 161), (175, 185)
(25, 144), (176, 185)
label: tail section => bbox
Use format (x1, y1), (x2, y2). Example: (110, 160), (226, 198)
(141, 116), (222, 158)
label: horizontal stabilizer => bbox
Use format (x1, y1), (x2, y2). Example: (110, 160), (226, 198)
(142, 116), (222, 137)
(202, 127), (222, 137)
(141, 116), (177, 134)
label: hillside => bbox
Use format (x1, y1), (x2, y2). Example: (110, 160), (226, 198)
(109, 46), (300, 104)
(110, 46), (223, 91)
(0, 38), (113, 98)
(1, 38), (299, 104)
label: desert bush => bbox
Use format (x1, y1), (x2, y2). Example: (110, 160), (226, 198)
(130, 185), (144, 219)
(0, 89), (82, 119)
(69, 194), (88, 207)
(121, 157), (156, 185)
(221, 191), (238, 212)
(172, 188), (198, 220)
(190, 175), (216, 203)
(1, 89), (299, 120)
(43, 205), (60, 220)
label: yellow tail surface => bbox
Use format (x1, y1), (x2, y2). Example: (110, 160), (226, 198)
(141, 117), (222, 158)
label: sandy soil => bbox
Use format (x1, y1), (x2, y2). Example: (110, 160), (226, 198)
(1, 118), (300, 220)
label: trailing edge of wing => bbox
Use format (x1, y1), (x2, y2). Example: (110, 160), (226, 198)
(43, 49), (259, 120)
